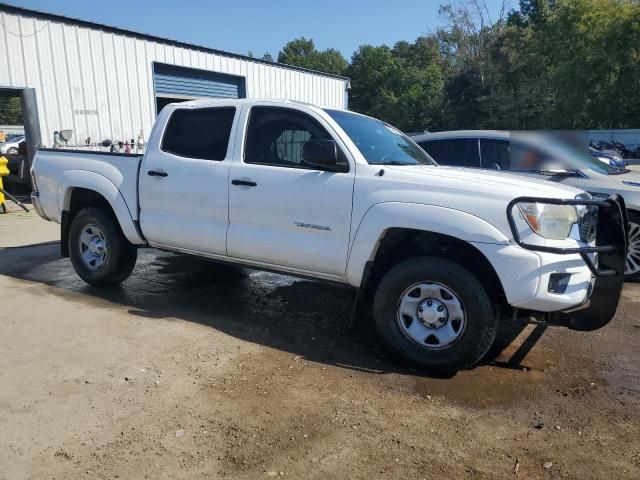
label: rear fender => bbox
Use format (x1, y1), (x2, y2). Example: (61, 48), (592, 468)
(58, 170), (145, 245)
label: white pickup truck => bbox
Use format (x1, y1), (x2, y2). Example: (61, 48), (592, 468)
(31, 99), (627, 372)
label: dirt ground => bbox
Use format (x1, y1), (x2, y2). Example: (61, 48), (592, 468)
(1, 209), (639, 479)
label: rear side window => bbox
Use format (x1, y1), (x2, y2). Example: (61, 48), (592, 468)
(162, 107), (236, 161)
(480, 139), (510, 170)
(418, 139), (479, 167)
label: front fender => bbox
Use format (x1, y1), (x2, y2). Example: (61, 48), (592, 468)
(58, 170), (145, 245)
(346, 202), (510, 287)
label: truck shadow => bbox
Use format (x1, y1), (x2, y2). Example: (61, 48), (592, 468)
(0, 243), (535, 378)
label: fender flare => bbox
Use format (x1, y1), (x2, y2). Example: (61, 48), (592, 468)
(58, 170), (145, 245)
(346, 202), (510, 286)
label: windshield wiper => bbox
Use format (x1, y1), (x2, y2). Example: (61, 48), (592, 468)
(520, 169), (575, 177)
(374, 160), (418, 166)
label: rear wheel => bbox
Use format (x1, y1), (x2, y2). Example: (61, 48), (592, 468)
(69, 207), (137, 286)
(7, 147), (18, 154)
(373, 256), (498, 373)
(624, 211), (640, 281)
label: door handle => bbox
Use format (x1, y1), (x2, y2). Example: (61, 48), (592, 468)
(231, 179), (257, 187)
(147, 170), (168, 177)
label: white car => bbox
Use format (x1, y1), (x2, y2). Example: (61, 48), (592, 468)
(412, 130), (640, 280)
(0, 135), (25, 154)
(30, 100), (626, 372)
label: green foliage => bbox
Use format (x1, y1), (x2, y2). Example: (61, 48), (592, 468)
(0, 95), (22, 125)
(277, 37), (348, 76)
(275, 0), (640, 130)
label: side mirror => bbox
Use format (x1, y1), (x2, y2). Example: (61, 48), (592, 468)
(302, 139), (343, 172)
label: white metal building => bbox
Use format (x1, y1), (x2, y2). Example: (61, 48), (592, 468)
(0, 3), (350, 148)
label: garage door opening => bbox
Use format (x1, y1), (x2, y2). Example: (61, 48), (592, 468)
(0, 91), (24, 149)
(0, 87), (41, 193)
(153, 63), (246, 114)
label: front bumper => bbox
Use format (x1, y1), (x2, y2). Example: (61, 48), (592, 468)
(505, 194), (628, 331)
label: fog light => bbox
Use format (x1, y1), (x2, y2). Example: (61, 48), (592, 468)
(548, 273), (571, 294)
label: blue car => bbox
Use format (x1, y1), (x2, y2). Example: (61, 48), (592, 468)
(589, 147), (627, 169)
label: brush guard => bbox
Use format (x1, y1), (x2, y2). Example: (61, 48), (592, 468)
(507, 194), (628, 331)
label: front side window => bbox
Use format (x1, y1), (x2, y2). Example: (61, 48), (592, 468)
(418, 139), (479, 167)
(161, 107), (236, 161)
(244, 107), (346, 169)
(325, 109), (435, 166)
(480, 139), (511, 170)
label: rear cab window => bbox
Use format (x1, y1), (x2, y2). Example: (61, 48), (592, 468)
(161, 107), (236, 160)
(417, 139), (480, 167)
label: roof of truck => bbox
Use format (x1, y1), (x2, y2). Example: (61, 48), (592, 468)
(410, 130), (510, 142)
(174, 98), (349, 111)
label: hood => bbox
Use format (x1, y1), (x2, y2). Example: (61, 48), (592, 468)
(385, 165), (583, 200)
(580, 169), (640, 210)
(356, 164), (586, 241)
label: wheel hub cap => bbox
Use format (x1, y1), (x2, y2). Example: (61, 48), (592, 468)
(79, 224), (107, 270)
(397, 282), (465, 349)
(88, 236), (105, 255)
(626, 221), (640, 275)
(417, 298), (448, 329)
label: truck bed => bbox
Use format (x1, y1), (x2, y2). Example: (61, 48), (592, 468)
(32, 148), (142, 224)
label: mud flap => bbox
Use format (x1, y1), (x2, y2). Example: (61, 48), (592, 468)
(557, 195), (628, 331)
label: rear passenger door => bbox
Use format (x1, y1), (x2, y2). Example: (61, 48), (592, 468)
(139, 106), (238, 254)
(417, 139), (480, 167)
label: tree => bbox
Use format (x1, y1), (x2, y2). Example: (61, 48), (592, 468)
(0, 95), (22, 125)
(272, 0), (640, 131)
(277, 37), (348, 75)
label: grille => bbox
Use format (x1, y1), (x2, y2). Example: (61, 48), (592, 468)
(579, 207), (598, 243)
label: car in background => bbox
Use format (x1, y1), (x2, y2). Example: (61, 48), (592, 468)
(589, 146), (626, 168)
(0, 135), (26, 154)
(411, 130), (640, 280)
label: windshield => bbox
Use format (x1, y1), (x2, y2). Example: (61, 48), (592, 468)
(552, 142), (623, 175)
(508, 132), (624, 176)
(325, 109), (435, 165)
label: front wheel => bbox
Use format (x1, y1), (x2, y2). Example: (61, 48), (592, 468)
(69, 207), (137, 286)
(373, 256), (498, 373)
(7, 147), (18, 154)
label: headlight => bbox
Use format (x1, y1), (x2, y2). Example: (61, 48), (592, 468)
(517, 202), (579, 240)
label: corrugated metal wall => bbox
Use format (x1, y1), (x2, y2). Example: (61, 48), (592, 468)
(0, 8), (349, 147)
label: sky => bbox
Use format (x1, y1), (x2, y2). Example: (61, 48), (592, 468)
(8, 0), (512, 60)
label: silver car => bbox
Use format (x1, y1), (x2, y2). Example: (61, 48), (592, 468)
(0, 135), (25, 154)
(412, 130), (640, 280)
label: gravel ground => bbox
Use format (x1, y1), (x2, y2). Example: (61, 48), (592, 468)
(1, 212), (639, 479)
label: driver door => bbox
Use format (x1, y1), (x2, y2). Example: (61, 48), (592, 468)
(227, 106), (355, 277)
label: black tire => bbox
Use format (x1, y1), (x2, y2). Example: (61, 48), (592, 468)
(373, 256), (498, 373)
(7, 147), (18, 154)
(68, 207), (137, 286)
(624, 211), (640, 282)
